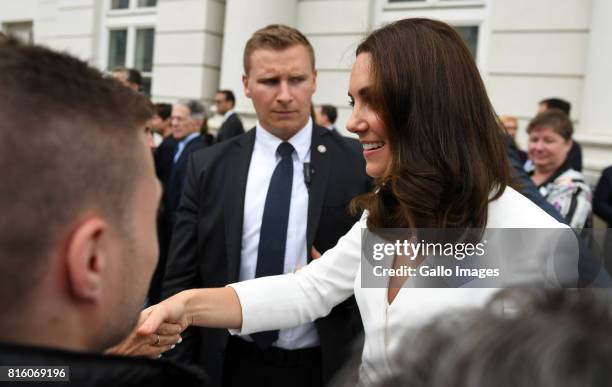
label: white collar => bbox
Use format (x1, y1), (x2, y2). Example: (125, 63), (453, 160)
(178, 131), (199, 146)
(255, 118), (312, 163)
(223, 109), (235, 122)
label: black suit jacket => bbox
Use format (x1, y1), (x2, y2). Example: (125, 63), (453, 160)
(216, 112), (245, 143)
(162, 125), (371, 387)
(567, 140), (583, 172)
(149, 135), (207, 304)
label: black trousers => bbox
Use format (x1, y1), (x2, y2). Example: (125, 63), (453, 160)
(222, 336), (323, 387)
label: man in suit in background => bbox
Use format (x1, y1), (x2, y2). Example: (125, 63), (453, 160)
(148, 100), (208, 304)
(162, 24), (370, 387)
(215, 89), (245, 143)
(315, 104), (338, 133)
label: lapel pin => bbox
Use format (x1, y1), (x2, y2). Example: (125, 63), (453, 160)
(317, 145), (327, 153)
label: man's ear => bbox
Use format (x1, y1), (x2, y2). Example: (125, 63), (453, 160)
(242, 74), (251, 98)
(312, 69), (318, 93)
(65, 217), (108, 302)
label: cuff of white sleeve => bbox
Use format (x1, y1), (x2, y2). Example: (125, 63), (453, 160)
(226, 281), (255, 336)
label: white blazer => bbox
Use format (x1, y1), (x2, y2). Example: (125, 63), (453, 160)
(229, 187), (572, 384)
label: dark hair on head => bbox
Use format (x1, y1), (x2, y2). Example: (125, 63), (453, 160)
(527, 109), (573, 141)
(243, 24), (315, 74)
(0, 39), (154, 313)
(540, 97), (571, 116)
(217, 89), (236, 106)
(113, 67), (142, 86)
(155, 102), (172, 121)
(320, 104), (338, 124)
(351, 18), (510, 231)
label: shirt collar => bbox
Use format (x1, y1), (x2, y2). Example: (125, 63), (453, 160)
(255, 118), (312, 163)
(178, 132), (200, 147)
(223, 110), (235, 122)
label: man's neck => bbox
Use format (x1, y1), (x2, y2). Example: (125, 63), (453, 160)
(0, 303), (96, 352)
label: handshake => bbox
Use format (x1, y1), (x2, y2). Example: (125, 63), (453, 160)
(106, 288), (242, 358)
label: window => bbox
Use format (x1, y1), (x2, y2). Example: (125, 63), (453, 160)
(455, 26), (479, 59)
(138, 0), (157, 7)
(2, 21), (33, 43)
(108, 29), (127, 70)
(111, 0), (129, 9)
(106, 27), (155, 95)
(134, 28), (155, 94)
(111, 0), (157, 10)
(105, 0), (157, 95)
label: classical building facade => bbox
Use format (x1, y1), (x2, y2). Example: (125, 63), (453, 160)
(1, 0), (611, 180)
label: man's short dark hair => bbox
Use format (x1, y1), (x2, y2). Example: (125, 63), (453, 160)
(217, 89), (236, 106)
(0, 39), (154, 312)
(540, 97), (571, 116)
(113, 67), (142, 86)
(155, 102), (172, 120)
(320, 104), (338, 124)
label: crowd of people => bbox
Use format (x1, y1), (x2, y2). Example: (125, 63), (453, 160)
(0, 17), (611, 387)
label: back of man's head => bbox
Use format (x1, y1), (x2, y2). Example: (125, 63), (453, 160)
(112, 67), (142, 92)
(540, 97), (571, 116)
(0, 39), (157, 350)
(243, 24), (315, 75)
(155, 102), (172, 121)
(320, 104), (338, 124)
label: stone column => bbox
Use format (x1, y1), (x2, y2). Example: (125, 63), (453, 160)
(577, 0), (612, 176)
(218, 0), (298, 124)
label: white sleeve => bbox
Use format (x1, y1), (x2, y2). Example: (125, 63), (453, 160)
(228, 214), (366, 335)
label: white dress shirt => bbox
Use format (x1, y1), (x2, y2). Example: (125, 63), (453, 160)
(239, 118), (319, 349)
(173, 132), (199, 163)
(229, 187), (573, 384)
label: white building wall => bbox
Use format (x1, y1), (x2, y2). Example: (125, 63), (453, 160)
(486, 0), (591, 150)
(1, 0), (98, 63)
(1, 0), (610, 173)
(298, 0), (372, 137)
(152, 0), (225, 105)
(218, 0), (298, 130)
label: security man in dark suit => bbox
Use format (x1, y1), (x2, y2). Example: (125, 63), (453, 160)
(215, 89), (245, 143)
(161, 25), (370, 387)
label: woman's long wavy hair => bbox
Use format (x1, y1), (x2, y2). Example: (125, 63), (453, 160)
(352, 18), (510, 231)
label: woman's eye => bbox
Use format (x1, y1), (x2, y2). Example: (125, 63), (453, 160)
(348, 98), (355, 107)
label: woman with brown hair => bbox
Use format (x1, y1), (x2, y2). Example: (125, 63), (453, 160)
(527, 109), (592, 230)
(138, 18), (567, 384)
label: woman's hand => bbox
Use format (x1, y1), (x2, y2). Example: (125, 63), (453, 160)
(105, 308), (184, 358)
(138, 288), (242, 334)
(137, 292), (193, 337)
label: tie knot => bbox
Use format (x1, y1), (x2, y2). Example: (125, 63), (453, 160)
(277, 142), (294, 157)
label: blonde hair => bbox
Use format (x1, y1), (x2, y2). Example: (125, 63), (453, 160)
(243, 24), (315, 74)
